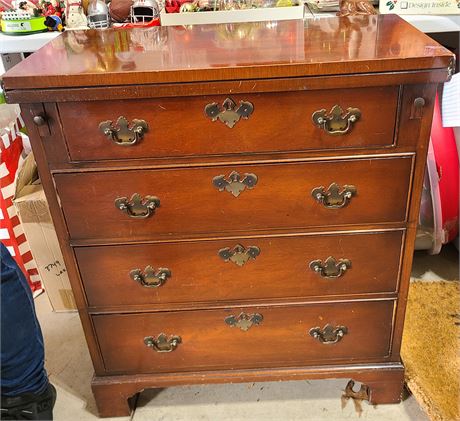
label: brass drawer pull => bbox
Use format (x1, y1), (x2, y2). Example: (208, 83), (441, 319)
(225, 312), (263, 331)
(205, 97), (254, 128)
(130, 266), (171, 288)
(213, 171), (258, 197)
(218, 244), (260, 267)
(115, 193), (160, 219)
(99, 116), (148, 146)
(144, 333), (181, 353)
(312, 105), (361, 136)
(311, 183), (356, 209)
(309, 256), (351, 279)
(309, 324), (348, 344)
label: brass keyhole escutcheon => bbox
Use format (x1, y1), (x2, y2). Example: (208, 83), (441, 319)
(218, 244), (260, 267)
(205, 98), (254, 128)
(213, 171), (258, 197)
(225, 312), (263, 331)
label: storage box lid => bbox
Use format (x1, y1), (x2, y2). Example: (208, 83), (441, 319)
(2, 15), (454, 93)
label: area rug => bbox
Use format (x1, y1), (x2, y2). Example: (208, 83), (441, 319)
(401, 280), (460, 421)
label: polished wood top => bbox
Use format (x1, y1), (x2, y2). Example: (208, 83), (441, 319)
(2, 14), (453, 90)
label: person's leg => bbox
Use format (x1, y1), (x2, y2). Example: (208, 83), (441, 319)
(1, 242), (56, 420)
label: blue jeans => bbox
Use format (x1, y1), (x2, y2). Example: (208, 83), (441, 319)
(1, 242), (48, 396)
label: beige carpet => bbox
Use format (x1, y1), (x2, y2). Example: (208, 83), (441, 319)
(401, 280), (460, 421)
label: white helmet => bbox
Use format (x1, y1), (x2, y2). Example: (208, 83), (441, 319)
(87, 0), (111, 29)
(130, 0), (159, 24)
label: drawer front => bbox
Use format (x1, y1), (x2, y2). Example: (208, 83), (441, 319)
(55, 156), (413, 241)
(76, 231), (403, 307)
(93, 300), (395, 374)
(59, 86), (398, 162)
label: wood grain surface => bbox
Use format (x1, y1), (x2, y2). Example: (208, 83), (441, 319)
(3, 14), (452, 418)
(2, 16), (452, 90)
(75, 230), (404, 308)
(54, 156), (413, 241)
(93, 300), (395, 374)
(58, 86), (398, 161)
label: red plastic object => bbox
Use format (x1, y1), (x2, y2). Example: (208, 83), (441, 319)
(430, 93), (459, 243)
(117, 17), (160, 28)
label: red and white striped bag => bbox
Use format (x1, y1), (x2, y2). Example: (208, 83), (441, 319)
(0, 110), (43, 295)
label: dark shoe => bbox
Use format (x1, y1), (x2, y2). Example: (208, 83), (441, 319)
(0, 383), (56, 420)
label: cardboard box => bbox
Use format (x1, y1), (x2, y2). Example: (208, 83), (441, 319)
(160, 4), (305, 26)
(13, 153), (76, 312)
(380, 0), (460, 15)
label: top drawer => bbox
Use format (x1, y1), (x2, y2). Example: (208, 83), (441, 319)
(58, 86), (399, 162)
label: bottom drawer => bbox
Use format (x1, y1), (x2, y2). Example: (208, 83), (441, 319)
(93, 300), (395, 374)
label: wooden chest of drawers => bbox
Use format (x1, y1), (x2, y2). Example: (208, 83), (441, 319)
(3, 15), (454, 418)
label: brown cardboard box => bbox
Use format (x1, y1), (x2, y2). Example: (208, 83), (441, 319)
(13, 153), (76, 311)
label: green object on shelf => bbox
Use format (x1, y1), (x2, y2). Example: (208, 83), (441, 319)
(1, 16), (48, 35)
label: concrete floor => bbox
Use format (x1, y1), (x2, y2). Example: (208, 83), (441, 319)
(36, 245), (459, 421)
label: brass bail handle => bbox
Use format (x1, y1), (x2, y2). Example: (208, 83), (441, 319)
(130, 266), (171, 288)
(309, 324), (348, 344)
(144, 333), (181, 353)
(99, 116), (148, 146)
(309, 256), (351, 279)
(311, 183), (357, 209)
(115, 193), (160, 219)
(312, 105), (361, 136)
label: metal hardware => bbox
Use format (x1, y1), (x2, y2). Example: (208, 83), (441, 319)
(115, 193), (160, 218)
(341, 380), (370, 416)
(225, 312), (263, 331)
(309, 256), (351, 279)
(213, 171), (258, 197)
(343, 380), (370, 401)
(205, 97), (254, 128)
(309, 324), (348, 344)
(410, 97), (426, 120)
(130, 266), (171, 288)
(99, 116), (148, 145)
(311, 183), (357, 209)
(413, 97), (426, 108)
(144, 333), (181, 352)
(218, 244), (260, 267)
(447, 56), (456, 82)
(312, 105), (361, 136)
(33, 115), (46, 126)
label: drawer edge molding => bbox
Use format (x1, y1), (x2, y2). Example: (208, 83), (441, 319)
(50, 152), (416, 174)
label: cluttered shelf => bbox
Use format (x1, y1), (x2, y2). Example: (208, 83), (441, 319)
(305, 9), (460, 32)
